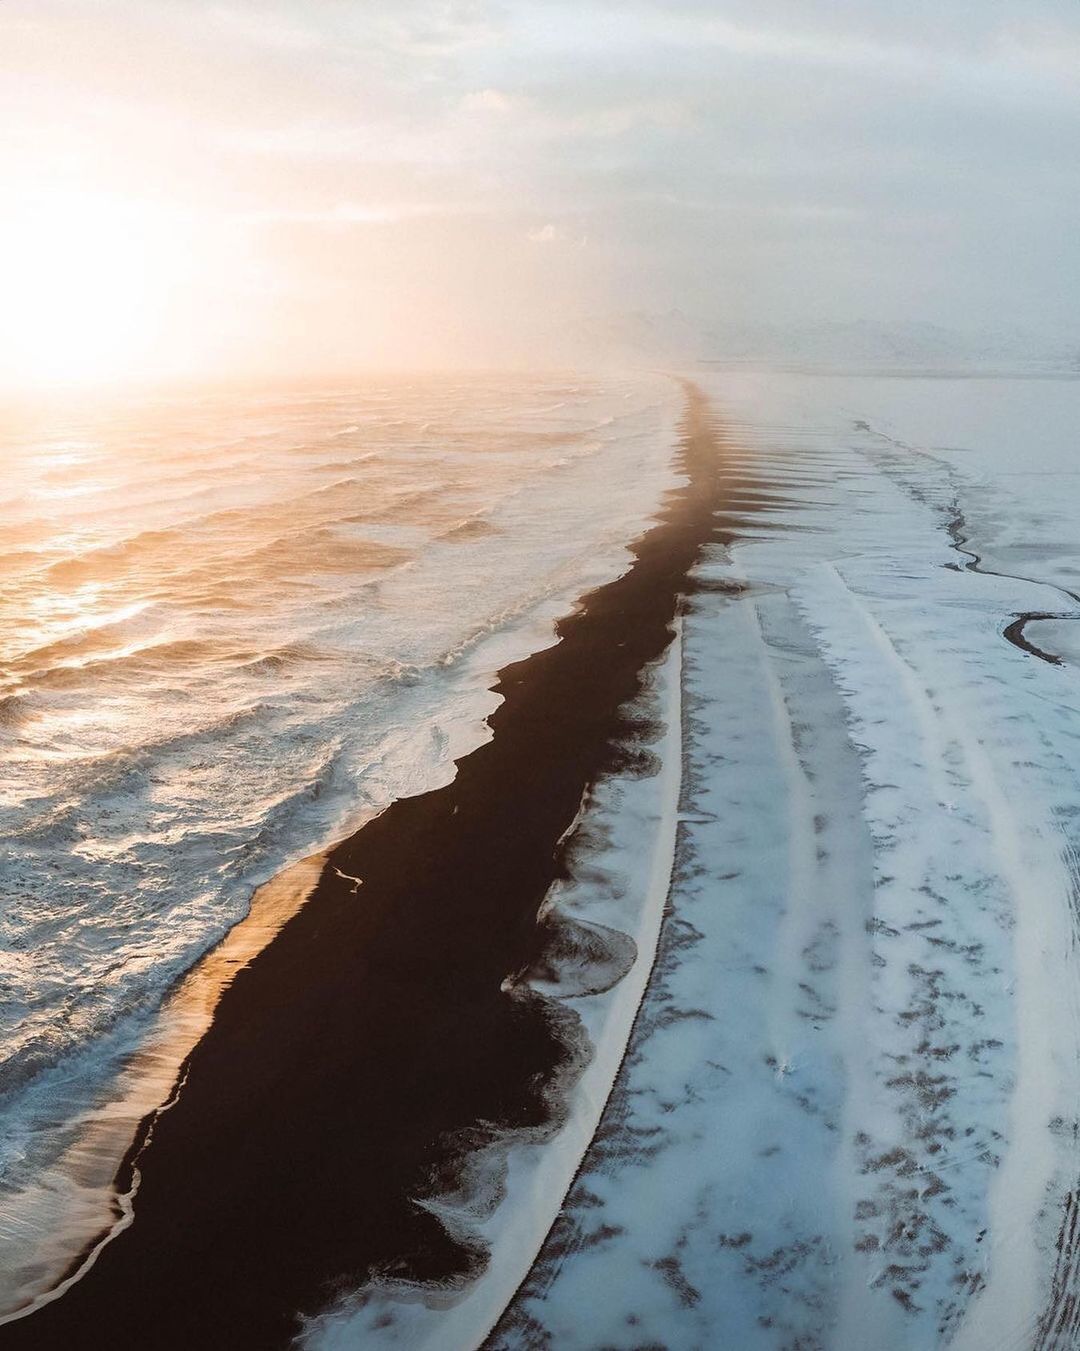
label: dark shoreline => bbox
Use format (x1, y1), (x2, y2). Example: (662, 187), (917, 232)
(5, 380), (757, 1351)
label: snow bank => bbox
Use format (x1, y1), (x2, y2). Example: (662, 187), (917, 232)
(493, 371), (1080, 1348)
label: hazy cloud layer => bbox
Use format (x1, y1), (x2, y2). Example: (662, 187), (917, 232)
(4, 0), (1077, 375)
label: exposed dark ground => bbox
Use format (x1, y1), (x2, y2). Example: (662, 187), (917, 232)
(4, 381), (761, 1350)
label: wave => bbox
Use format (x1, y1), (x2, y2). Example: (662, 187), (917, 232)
(437, 517), (500, 543)
(0, 371), (683, 1305)
(10, 638), (338, 694)
(44, 533), (187, 585)
(6, 603), (163, 676)
(0, 692), (28, 725)
(241, 526), (412, 576)
(315, 453), (378, 472)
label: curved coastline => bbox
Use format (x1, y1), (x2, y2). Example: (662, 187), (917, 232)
(3, 381), (754, 1350)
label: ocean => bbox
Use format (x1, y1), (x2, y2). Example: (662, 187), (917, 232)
(0, 373), (679, 1220)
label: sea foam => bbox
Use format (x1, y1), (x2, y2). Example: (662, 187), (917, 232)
(0, 373), (681, 1315)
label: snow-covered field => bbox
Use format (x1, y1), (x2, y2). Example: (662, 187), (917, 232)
(487, 371), (1080, 1349)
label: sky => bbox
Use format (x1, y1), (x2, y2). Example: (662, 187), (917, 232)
(2, 0), (1078, 383)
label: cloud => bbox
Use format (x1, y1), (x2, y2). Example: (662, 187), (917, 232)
(238, 200), (493, 227)
(527, 223), (559, 243)
(460, 88), (514, 112)
(6, 0), (1077, 378)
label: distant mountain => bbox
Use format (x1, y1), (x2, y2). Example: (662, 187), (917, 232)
(545, 310), (1080, 371)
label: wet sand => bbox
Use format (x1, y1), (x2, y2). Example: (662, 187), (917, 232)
(5, 381), (752, 1350)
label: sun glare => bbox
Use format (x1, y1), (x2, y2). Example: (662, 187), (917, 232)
(0, 192), (187, 389)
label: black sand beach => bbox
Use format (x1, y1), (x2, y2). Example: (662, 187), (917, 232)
(4, 382), (767, 1350)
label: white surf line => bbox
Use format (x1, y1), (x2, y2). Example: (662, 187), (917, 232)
(305, 624), (686, 1351)
(0, 852), (327, 1325)
(0, 1065), (191, 1328)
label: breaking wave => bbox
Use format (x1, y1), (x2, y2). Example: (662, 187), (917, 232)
(0, 372), (680, 1225)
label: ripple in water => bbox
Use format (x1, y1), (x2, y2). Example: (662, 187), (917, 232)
(0, 372), (679, 1216)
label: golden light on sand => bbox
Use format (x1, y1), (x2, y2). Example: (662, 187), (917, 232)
(0, 191), (188, 388)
